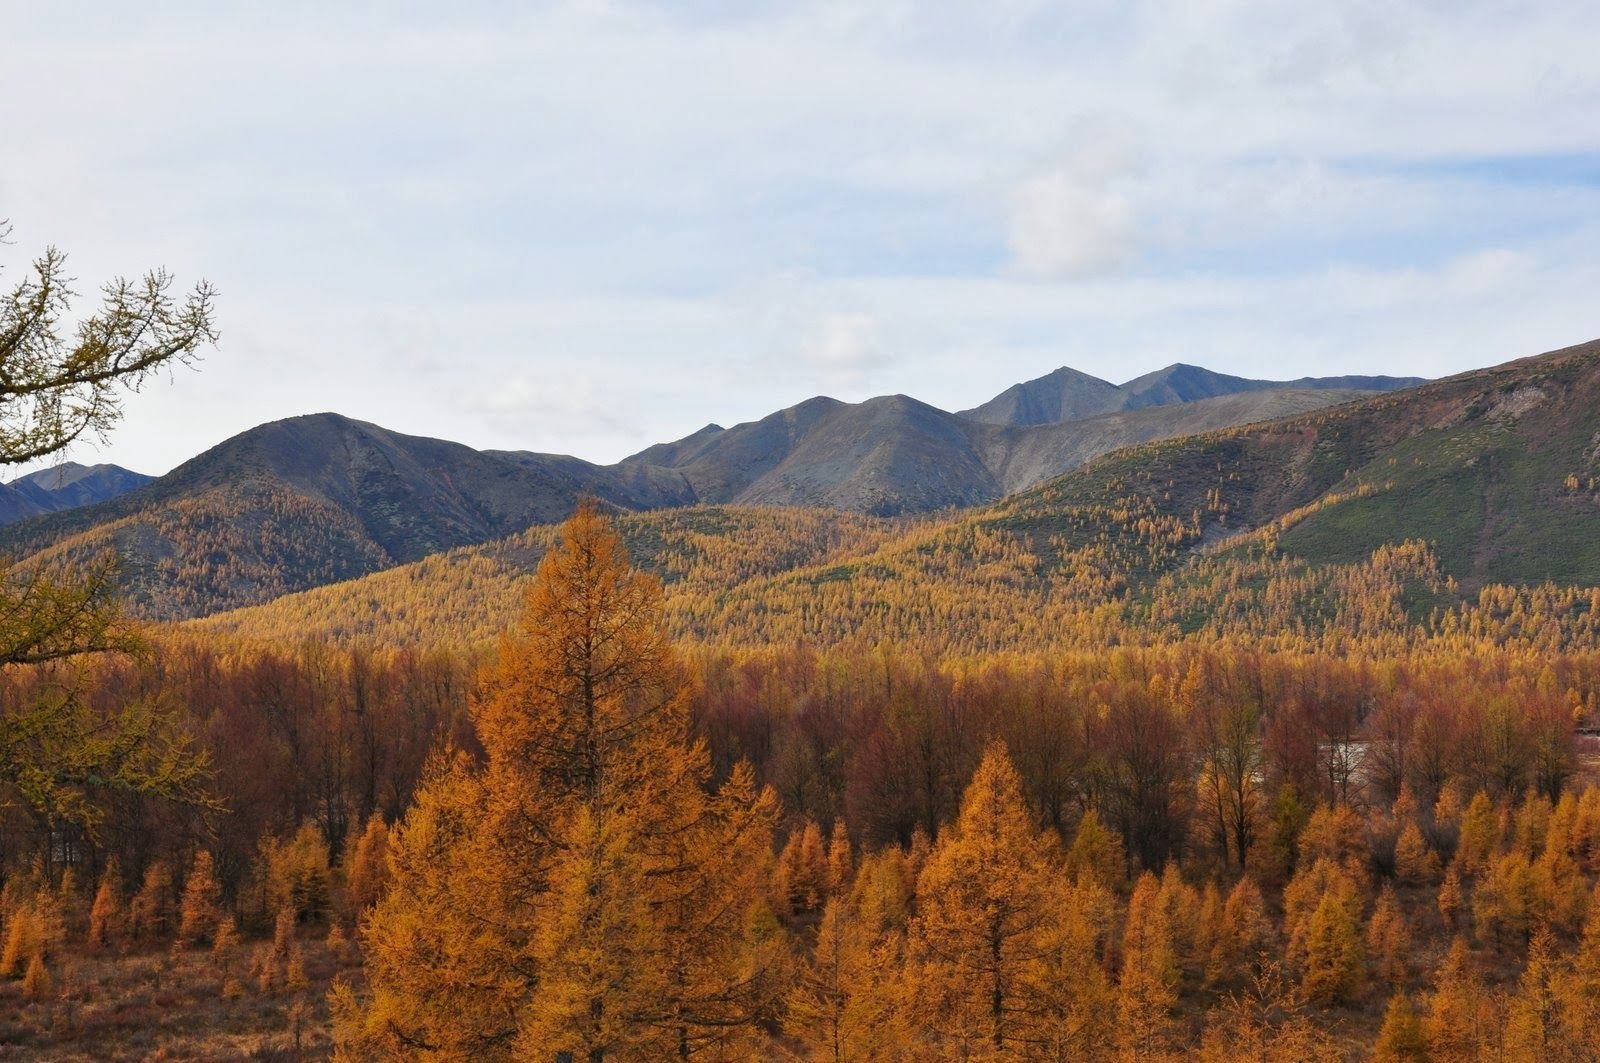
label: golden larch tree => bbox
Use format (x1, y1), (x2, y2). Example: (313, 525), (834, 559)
(904, 741), (1104, 1056)
(342, 812), (391, 914)
(1373, 992), (1427, 1062)
(177, 851), (223, 948)
(1301, 885), (1364, 1005)
(88, 857), (123, 950)
(825, 819), (854, 898)
(784, 892), (905, 1061)
(1503, 930), (1562, 1060)
(777, 819), (829, 917)
(1118, 870), (1180, 1059)
(1423, 936), (1493, 1059)
(1393, 822), (1440, 886)
(1066, 807), (1125, 891)
(337, 501), (783, 1060)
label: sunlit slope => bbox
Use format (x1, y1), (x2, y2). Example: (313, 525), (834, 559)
(189, 338), (1600, 654)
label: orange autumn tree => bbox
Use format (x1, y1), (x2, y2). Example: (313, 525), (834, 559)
(903, 741), (1112, 1057)
(335, 501), (784, 1060)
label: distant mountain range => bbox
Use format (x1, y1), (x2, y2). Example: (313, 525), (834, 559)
(959, 363), (1424, 426)
(0, 462), (152, 526)
(0, 360), (1424, 618)
(192, 337), (1600, 651)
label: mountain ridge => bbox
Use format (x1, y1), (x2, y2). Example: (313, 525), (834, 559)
(190, 337), (1600, 652)
(0, 363), (1421, 619)
(960, 361), (1425, 426)
(0, 461), (152, 526)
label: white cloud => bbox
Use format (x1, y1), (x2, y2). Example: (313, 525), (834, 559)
(1008, 169), (1134, 280)
(798, 311), (887, 384)
(1, 0), (1598, 475)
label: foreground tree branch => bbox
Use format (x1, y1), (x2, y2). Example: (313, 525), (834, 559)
(0, 219), (218, 830)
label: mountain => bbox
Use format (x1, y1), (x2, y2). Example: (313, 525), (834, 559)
(1062, 337), (1600, 589)
(617, 387), (1372, 514)
(953, 366), (1129, 427)
(0, 414), (696, 617)
(0, 462), (152, 525)
(192, 337), (1600, 653)
(960, 362), (1424, 426)
(0, 377), (1400, 621)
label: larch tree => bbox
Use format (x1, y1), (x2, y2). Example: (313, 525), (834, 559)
(1393, 822), (1440, 886)
(1117, 871), (1180, 1059)
(784, 892), (903, 1061)
(1554, 885), (1600, 1056)
(1423, 937), (1491, 1060)
(0, 220), (216, 829)
(1503, 930), (1562, 1060)
(342, 812), (390, 914)
(1197, 960), (1341, 1063)
(825, 819), (853, 898)
(776, 819), (829, 917)
(1209, 875), (1273, 987)
(337, 501), (784, 1060)
(87, 856), (123, 950)
(1457, 791), (1500, 876)
(1366, 885), (1410, 986)
(1373, 992), (1428, 1062)
(1438, 863), (1464, 930)
(1065, 806), (1125, 891)
(904, 741), (1106, 1056)
(1301, 885), (1365, 1005)
(128, 859), (173, 941)
(177, 850), (223, 947)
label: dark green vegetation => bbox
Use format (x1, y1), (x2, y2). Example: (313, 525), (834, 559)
(1040, 336), (1600, 590)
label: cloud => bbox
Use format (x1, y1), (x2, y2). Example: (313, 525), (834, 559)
(1, 0), (1598, 475)
(1006, 131), (1141, 280)
(797, 311), (888, 384)
(1007, 170), (1133, 280)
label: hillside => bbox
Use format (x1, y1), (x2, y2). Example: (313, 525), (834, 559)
(1021, 336), (1600, 589)
(960, 361), (1423, 426)
(954, 366), (1129, 426)
(619, 386), (1373, 513)
(0, 461), (151, 525)
(192, 337), (1600, 654)
(0, 414), (696, 617)
(1, 383), (1376, 620)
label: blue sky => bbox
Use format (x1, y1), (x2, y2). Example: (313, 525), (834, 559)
(3, 0), (1598, 474)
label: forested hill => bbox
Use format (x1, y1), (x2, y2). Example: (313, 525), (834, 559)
(190, 337), (1600, 654)
(0, 414), (699, 618)
(0, 375), (1391, 619)
(1013, 334), (1600, 588)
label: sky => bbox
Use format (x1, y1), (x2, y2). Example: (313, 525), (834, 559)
(2, 0), (1598, 476)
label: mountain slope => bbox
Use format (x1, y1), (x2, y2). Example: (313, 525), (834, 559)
(1009, 336), (1600, 588)
(961, 362), (1424, 426)
(0, 376), (1401, 620)
(191, 337), (1600, 653)
(622, 387), (1373, 514)
(0, 462), (152, 525)
(0, 414), (695, 617)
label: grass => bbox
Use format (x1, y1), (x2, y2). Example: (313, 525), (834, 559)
(0, 927), (353, 1061)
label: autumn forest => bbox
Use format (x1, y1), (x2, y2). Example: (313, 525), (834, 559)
(5, 25), (1600, 1054)
(7, 476), (1600, 1058)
